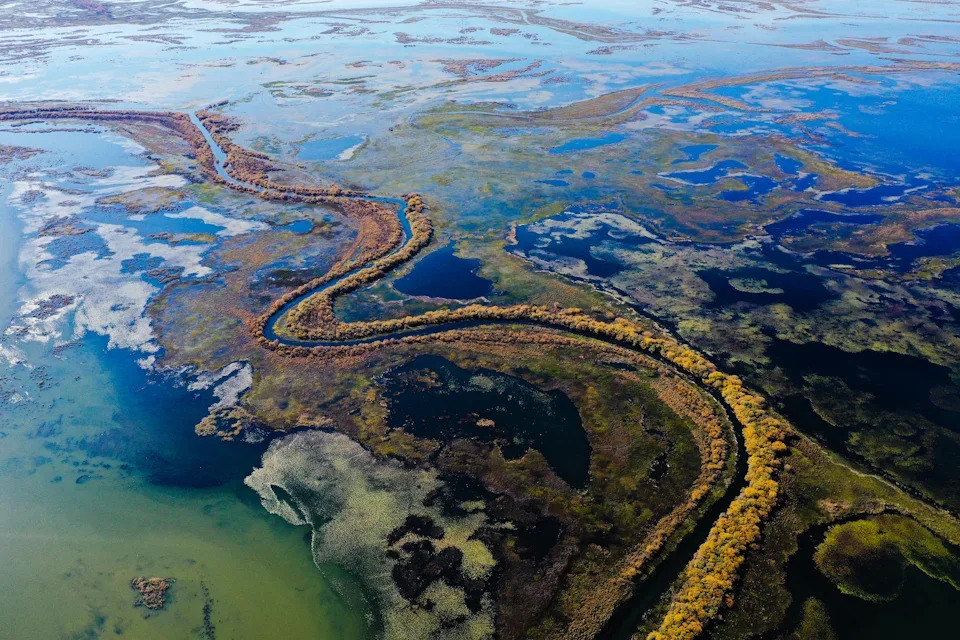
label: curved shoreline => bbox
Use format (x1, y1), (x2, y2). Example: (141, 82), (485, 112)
(2, 103), (789, 640)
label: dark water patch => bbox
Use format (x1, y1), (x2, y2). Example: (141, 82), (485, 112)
(771, 519), (960, 640)
(583, 171), (596, 179)
(515, 225), (622, 278)
(394, 245), (493, 300)
(806, 249), (888, 270)
(699, 267), (836, 312)
(775, 154), (803, 174)
(513, 212), (655, 278)
(776, 394), (850, 453)
(803, 223), (960, 274)
(424, 473), (497, 519)
(765, 209), (883, 239)
(258, 266), (328, 289)
(548, 132), (627, 154)
(719, 175), (778, 202)
(887, 223), (960, 263)
(381, 355), (591, 489)
(74, 336), (269, 488)
(512, 518), (562, 561)
(767, 339), (960, 432)
(661, 159), (747, 185)
(673, 144), (718, 164)
(536, 179), (569, 187)
(937, 265), (960, 295)
(646, 430), (672, 483)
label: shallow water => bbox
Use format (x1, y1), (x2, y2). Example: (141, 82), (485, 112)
(0, 126), (371, 640)
(0, 339), (372, 640)
(298, 135), (366, 161)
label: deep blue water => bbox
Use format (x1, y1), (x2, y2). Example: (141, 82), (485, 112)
(887, 223), (960, 264)
(73, 338), (269, 488)
(699, 267), (836, 312)
(394, 245), (493, 299)
(800, 223), (960, 273)
(789, 173), (819, 191)
(662, 159), (747, 185)
(282, 219), (314, 233)
(765, 209), (884, 239)
(719, 174), (778, 202)
(775, 154), (803, 174)
(715, 77), (960, 178)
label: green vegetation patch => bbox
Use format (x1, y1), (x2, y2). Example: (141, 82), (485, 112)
(814, 514), (960, 601)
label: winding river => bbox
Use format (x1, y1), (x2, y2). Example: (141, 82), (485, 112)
(190, 109), (756, 639)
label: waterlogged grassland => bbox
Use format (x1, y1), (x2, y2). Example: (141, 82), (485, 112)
(330, 107), (875, 244)
(354, 101), (958, 514)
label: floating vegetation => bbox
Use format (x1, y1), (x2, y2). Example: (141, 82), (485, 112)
(130, 576), (172, 610)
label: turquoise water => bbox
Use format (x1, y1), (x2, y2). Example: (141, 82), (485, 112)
(0, 129), (371, 640)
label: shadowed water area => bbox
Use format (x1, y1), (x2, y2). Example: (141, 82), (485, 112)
(381, 354), (591, 489)
(773, 519), (960, 640)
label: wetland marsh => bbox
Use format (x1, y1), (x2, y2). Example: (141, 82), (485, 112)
(2, 2), (960, 640)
